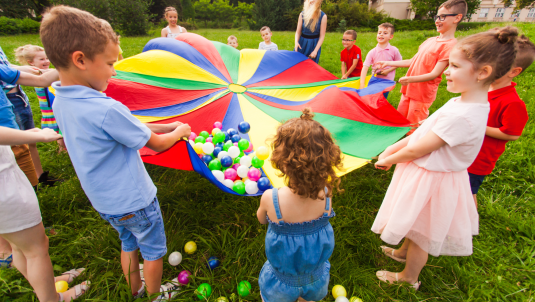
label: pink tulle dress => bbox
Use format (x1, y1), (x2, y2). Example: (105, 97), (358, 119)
(371, 98), (490, 256)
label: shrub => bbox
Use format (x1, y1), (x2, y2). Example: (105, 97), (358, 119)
(19, 18), (41, 34)
(110, 0), (153, 36)
(0, 17), (21, 35)
(177, 21), (197, 30)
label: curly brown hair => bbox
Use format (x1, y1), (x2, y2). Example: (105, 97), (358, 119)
(270, 108), (344, 199)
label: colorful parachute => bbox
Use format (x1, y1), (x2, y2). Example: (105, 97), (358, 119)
(104, 33), (410, 196)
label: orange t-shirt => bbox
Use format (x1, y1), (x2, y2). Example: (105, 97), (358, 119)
(401, 37), (457, 104)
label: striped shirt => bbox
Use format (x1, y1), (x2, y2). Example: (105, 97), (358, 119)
(259, 42), (278, 51)
(35, 87), (59, 133)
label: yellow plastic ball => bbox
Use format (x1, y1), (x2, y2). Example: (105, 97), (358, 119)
(212, 128), (221, 136)
(256, 146), (269, 160)
(194, 143), (204, 154)
(332, 285), (347, 299)
(349, 297), (363, 302)
(55, 281), (69, 293)
(184, 241), (197, 254)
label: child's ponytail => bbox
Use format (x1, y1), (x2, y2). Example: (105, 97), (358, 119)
(457, 26), (518, 83)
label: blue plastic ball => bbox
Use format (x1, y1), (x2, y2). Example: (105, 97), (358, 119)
(202, 154), (213, 164)
(207, 256), (220, 270)
(231, 134), (241, 143)
(215, 142), (224, 149)
(213, 146), (222, 158)
(257, 177), (271, 191)
(224, 132), (231, 142)
(227, 128), (238, 136)
(238, 121), (251, 134)
(220, 155), (233, 167)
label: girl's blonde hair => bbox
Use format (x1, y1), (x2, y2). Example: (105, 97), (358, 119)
(164, 6), (177, 18)
(303, 0), (323, 33)
(14, 45), (45, 66)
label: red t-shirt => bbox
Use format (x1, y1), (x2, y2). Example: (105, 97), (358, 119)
(468, 82), (529, 175)
(340, 45), (363, 78)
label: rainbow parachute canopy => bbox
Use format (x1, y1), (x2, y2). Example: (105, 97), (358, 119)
(104, 33), (410, 196)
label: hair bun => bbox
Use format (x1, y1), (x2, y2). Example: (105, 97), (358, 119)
(495, 26), (518, 44)
(300, 107), (315, 120)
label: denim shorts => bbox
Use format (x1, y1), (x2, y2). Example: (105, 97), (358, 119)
(469, 173), (486, 194)
(259, 261), (330, 302)
(7, 89), (35, 130)
(98, 197), (167, 261)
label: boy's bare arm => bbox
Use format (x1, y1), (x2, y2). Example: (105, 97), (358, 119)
(341, 62), (347, 78)
(16, 69), (59, 87)
(145, 123), (191, 152)
(398, 61), (448, 86)
(145, 121), (183, 134)
(485, 126), (520, 141)
(376, 67), (397, 76)
(375, 58), (412, 69)
(0, 126), (62, 145)
(345, 59), (358, 77)
(360, 65), (369, 87)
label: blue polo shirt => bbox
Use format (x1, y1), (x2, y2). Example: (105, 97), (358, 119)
(52, 82), (156, 215)
(0, 65), (20, 129)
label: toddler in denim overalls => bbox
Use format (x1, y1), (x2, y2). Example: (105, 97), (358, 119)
(256, 108), (342, 302)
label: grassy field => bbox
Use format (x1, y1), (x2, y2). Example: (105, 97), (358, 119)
(0, 23), (534, 301)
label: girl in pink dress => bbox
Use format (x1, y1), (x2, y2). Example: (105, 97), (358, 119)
(371, 26), (520, 289)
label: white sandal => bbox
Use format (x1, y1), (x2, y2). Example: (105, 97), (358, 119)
(376, 271), (420, 290)
(55, 268), (85, 283)
(380, 246), (406, 263)
(58, 281), (90, 301)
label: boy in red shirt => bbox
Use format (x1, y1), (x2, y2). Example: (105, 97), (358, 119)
(340, 30), (362, 79)
(468, 34), (535, 207)
(376, 0), (466, 132)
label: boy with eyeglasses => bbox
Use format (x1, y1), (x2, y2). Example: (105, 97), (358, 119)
(375, 0), (466, 133)
(340, 30), (362, 79)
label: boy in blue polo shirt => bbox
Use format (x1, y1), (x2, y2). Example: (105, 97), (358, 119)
(41, 6), (191, 301)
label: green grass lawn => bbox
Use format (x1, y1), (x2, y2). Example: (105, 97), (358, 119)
(0, 23), (534, 301)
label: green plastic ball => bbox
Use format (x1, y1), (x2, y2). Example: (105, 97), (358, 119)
(233, 181), (246, 195)
(208, 159), (222, 171)
(195, 136), (206, 144)
(196, 283), (212, 300)
(251, 156), (264, 168)
(214, 132), (226, 144)
(199, 131), (210, 139)
(238, 139), (250, 151)
(223, 140), (233, 151)
(237, 280), (251, 297)
(233, 156), (242, 164)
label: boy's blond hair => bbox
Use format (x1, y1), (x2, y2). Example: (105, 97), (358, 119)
(228, 35), (237, 42)
(14, 45), (44, 66)
(379, 23), (395, 34)
(515, 35), (535, 74)
(344, 30), (357, 40)
(40, 6), (118, 70)
(260, 26), (271, 33)
(439, 0), (468, 20)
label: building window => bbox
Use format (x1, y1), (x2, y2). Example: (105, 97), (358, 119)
(495, 8), (505, 18)
(479, 8), (489, 18)
(528, 8), (535, 18)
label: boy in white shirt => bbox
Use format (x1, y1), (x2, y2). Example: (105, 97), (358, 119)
(259, 26), (278, 51)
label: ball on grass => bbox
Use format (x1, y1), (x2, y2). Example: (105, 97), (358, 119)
(184, 241), (197, 254)
(332, 285), (347, 299)
(335, 297), (350, 302)
(196, 283), (212, 300)
(207, 256), (220, 270)
(55, 281), (69, 293)
(178, 270), (191, 285)
(349, 297), (363, 302)
(168, 251), (182, 266)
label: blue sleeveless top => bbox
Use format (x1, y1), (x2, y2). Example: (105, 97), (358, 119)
(300, 11), (325, 39)
(264, 187), (335, 286)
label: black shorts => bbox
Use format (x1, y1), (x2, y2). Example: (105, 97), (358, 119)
(468, 172), (486, 194)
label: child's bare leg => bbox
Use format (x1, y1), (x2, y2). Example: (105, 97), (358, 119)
(0, 237), (12, 258)
(121, 250), (142, 295)
(473, 194), (478, 209)
(399, 240), (428, 284)
(1, 223), (58, 302)
(28, 143), (44, 177)
(143, 258), (163, 301)
(298, 297), (314, 302)
(383, 238), (410, 260)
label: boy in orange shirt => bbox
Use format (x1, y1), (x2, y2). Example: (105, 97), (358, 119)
(376, 0), (466, 132)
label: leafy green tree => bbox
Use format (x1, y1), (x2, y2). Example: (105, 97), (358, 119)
(253, 0), (301, 31)
(502, 0), (534, 10)
(0, 0), (51, 19)
(410, 0), (481, 20)
(182, 0), (195, 19)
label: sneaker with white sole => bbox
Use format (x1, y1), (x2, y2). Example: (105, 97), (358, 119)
(155, 278), (180, 301)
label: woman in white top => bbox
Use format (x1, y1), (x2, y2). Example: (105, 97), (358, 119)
(161, 7), (187, 38)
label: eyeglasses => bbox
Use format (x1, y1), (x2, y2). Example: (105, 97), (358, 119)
(342, 39), (354, 42)
(433, 14), (459, 21)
